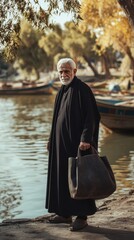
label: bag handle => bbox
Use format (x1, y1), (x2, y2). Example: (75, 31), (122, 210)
(77, 145), (98, 157)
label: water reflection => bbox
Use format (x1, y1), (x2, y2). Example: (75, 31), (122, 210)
(0, 95), (55, 222)
(99, 127), (134, 195)
(0, 176), (22, 220)
(0, 95), (134, 222)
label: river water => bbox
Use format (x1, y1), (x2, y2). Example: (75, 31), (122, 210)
(0, 95), (134, 222)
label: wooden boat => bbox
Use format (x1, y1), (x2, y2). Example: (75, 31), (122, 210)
(89, 80), (108, 88)
(0, 80), (54, 95)
(96, 98), (134, 131)
(86, 79), (134, 96)
(90, 86), (134, 96)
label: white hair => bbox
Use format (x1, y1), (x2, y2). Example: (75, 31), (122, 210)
(57, 58), (77, 70)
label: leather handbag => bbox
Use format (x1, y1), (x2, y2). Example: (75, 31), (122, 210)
(68, 147), (116, 200)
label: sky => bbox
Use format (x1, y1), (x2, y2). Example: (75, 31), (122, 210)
(30, 0), (73, 27)
(49, 12), (73, 27)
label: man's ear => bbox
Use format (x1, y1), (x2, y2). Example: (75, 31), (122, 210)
(74, 68), (77, 74)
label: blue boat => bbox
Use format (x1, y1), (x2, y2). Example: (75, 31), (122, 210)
(96, 98), (134, 131)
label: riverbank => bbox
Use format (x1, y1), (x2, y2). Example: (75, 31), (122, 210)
(0, 190), (134, 240)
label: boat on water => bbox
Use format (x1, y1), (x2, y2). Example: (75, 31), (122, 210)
(96, 97), (134, 132)
(0, 80), (54, 95)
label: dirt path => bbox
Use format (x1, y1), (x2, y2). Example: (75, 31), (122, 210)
(0, 191), (134, 240)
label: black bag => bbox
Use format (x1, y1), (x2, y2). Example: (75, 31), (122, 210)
(68, 147), (116, 200)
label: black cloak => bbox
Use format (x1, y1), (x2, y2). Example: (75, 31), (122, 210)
(45, 76), (100, 216)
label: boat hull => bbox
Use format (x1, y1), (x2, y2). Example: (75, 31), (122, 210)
(96, 99), (134, 131)
(0, 81), (54, 95)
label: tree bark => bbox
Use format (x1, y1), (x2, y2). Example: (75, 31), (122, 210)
(83, 55), (99, 77)
(101, 53), (111, 78)
(118, 0), (134, 26)
(125, 46), (134, 82)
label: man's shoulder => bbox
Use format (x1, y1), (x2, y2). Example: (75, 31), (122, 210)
(76, 77), (92, 92)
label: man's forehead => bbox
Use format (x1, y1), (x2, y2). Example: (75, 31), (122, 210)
(58, 63), (72, 70)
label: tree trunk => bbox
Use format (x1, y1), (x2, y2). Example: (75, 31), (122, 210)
(34, 68), (40, 81)
(118, 0), (134, 27)
(83, 55), (99, 77)
(125, 47), (134, 82)
(101, 53), (111, 78)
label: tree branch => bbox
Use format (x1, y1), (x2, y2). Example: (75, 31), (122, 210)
(118, 0), (134, 27)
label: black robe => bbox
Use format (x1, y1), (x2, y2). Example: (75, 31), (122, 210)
(45, 76), (100, 216)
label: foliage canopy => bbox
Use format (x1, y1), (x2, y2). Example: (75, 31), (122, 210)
(1, 0), (134, 50)
(0, 0), (80, 48)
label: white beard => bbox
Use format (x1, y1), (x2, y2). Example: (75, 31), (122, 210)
(60, 78), (73, 85)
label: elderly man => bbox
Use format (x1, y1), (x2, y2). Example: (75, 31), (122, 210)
(45, 58), (100, 231)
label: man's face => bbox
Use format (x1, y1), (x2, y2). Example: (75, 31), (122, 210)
(57, 63), (77, 85)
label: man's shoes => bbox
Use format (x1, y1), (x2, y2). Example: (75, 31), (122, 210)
(70, 218), (88, 231)
(48, 215), (72, 224)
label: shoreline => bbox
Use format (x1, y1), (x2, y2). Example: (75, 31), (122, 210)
(0, 190), (134, 240)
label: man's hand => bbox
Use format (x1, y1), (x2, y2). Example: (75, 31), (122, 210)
(79, 142), (91, 151)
